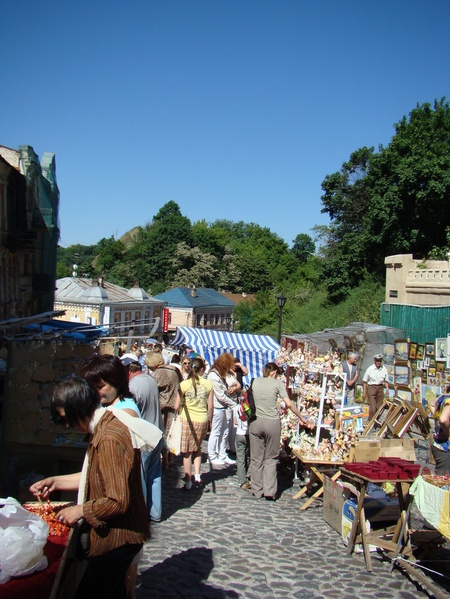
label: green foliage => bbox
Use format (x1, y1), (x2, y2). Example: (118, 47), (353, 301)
(291, 233), (316, 263)
(319, 99), (450, 301)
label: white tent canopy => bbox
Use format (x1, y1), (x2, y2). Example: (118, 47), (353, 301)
(171, 327), (280, 382)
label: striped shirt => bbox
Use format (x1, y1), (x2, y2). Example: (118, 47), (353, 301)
(83, 410), (150, 557)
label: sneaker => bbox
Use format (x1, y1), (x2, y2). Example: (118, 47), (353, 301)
(210, 459), (225, 466)
(194, 474), (202, 483)
(223, 456), (236, 465)
(240, 481), (251, 490)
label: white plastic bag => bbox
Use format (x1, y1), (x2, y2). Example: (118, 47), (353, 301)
(0, 497), (49, 583)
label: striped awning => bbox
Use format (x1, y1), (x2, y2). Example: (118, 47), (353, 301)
(171, 327), (280, 382)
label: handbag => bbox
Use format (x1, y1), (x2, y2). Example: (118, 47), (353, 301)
(166, 414), (182, 455)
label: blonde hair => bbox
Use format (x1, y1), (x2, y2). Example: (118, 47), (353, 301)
(145, 351), (164, 370)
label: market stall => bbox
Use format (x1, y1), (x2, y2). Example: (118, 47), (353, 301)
(170, 326), (280, 382)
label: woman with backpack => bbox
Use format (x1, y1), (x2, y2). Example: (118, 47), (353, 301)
(249, 362), (312, 500)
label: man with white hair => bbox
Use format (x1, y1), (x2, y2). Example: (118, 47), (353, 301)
(340, 352), (358, 405)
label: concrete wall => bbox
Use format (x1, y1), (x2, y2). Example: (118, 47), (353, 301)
(385, 254), (450, 305)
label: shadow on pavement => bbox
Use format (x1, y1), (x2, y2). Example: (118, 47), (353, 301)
(138, 547), (239, 598)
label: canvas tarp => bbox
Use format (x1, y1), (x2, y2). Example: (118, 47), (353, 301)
(284, 322), (405, 384)
(171, 327), (280, 382)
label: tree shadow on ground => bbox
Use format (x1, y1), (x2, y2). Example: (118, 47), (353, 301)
(137, 547), (239, 598)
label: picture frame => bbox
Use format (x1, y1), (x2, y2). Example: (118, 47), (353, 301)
(394, 340), (410, 362)
(437, 361), (445, 373)
(395, 387), (412, 402)
(383, 344), (395, 365)
(425, 342), (435, 357)
(417, 344), (425, 361)
(394, 364), (410, 387)
(409, 342), (418, 360)
(436, 338), (447, 361)
(386, 364), (395, 385)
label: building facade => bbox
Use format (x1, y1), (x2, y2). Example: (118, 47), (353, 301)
(54, 278), (165, 338)
(0, 145), (59, 320)
(385, 254), (450, 306)
(153, 287), (236, 334)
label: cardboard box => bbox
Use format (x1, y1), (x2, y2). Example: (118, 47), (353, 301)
(341, 496), (400, 551)
(379, 438), (416, 461)
(323, 476), (354, 533)
(349, 439), (380, 462)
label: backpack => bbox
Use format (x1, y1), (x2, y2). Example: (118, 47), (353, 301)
(241, 378), (256, 422)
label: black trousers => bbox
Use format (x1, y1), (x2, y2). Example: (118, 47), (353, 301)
(74, 543), (142, 599)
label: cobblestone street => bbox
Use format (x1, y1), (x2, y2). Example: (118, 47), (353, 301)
(135, 442), (450, 599)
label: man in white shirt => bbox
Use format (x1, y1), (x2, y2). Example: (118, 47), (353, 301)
(362, 354), (389, 420)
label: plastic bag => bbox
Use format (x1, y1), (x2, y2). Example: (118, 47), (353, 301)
(0, 497), (49, 583)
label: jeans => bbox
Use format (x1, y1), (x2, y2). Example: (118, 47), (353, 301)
(208, 408), (230, 461)
(141, 437), (163, 521)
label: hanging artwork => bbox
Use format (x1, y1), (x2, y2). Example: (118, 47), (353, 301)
(425, 342), (435, 358)
(436, 338), (447, 361)
(394, 340), (409, 362)
(417, 344), (425, 360)
(394, 364), (410, 386)
(409, 342), (418, 360)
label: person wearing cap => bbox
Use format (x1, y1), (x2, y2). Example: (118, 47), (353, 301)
(362, 354), (389, 420)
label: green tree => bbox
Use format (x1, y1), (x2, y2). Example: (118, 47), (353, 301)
(319, 99), (450, 301)
(291, 233), (316, 263)
(129, 201), (193, 290)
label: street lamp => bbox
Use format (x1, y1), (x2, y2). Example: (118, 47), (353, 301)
(276, 295), (287, 344)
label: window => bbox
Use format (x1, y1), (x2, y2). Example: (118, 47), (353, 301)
(389, 290), (398, 298)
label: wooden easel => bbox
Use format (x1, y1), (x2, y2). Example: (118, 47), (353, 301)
(362, 397), (427, 438)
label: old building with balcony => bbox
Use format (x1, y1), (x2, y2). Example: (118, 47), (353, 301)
(0, 145), (59, 320)
(385, 254), (450, 306)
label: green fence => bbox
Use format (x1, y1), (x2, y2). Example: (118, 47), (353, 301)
(380, 303), (450, 343)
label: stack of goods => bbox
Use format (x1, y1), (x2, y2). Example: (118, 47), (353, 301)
(292, 425), (359, 462)
(343, 458), (431, 480)
(23, 502), (71, 538)
(422, 474), (450, 490)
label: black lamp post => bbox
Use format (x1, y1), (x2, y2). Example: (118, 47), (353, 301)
(276, 295), (287, 344)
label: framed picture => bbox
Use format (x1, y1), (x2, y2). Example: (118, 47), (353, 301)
(425, 342), (435, 357)
(383, 344), (395, 365)
(437, 361), (445, 373)
(436, 338), (447, 361)
(409, 342), (418, 360)
(422, 384), (441, 415)
(394, 364), (410, 386)
(395, 340), (409, 362)
(396, 387), (412, 402)
(417, 344), (425, 361)
(429, 358), (436, 370)
(416, 360), (424, 371)
(386, 364), (395, 385)
(421, 369), (428, 384)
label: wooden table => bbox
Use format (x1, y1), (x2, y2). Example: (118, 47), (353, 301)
(340, 469), (414, 572)
(292, 448), (343, 510)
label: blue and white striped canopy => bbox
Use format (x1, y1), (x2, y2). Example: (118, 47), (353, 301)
(171, 327), (280, 382)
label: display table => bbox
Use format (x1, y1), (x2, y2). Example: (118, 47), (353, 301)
(292, 447), (343, 510)
(340, 468), (414, 571)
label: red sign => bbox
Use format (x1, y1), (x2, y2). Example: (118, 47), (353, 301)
(163, 308), (169, 332)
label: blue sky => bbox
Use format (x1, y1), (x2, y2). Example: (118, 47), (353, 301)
(2, 1), (449, 249)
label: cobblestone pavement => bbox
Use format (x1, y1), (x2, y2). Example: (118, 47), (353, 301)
(136, 442), (450, 599)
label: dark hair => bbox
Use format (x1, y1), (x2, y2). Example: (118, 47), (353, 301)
(187, 357), (206, 396)
(127, 362), (142, 374)
(52, 377), (100, 428)
(171, 353), (181, 364)
(263, 362), (282, 378)
(81, 354), (131, 399)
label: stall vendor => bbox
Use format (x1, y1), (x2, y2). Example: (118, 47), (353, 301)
(362, 354), (389, 421)
(430, 384), (450, 474)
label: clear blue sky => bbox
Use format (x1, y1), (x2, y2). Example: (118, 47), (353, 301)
(2, 1), (449, 249)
